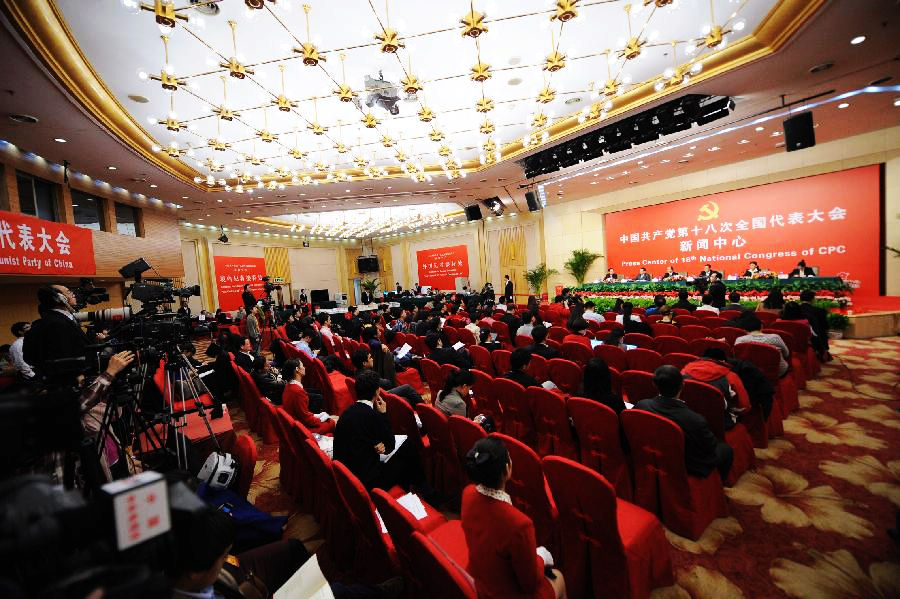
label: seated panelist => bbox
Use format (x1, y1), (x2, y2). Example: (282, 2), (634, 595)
(634, 267), (651, 281)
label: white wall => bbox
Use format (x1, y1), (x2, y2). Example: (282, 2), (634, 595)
(288, 247), (340, 300)
(180, 240), (203, 313)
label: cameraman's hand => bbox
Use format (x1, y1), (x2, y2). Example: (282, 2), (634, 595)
(106, 350), (135, 377)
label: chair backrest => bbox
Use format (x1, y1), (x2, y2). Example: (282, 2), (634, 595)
(623, 332), (654, 349)
(491, 349), (512, 375)
(515, 334), (533, 348)
(679, 324), (712, 342)
(420, 358), (443, 394)
(653, 335), (690, 355)
(547, 358), (584, 395)
(490, 320), (512, 343)
(547, 327), (569, 342)
(651, 322), (680, 337)
(468, 345), (494, 375)
(645, 314), (663, 324)
(603, 312), (618, 322)
(702, 316), (729, 328)
(681, 380), (726, 441)
(712, 326), (746, 345)
(672, 308), (691, 317)
(545, 338), (561, 350)
(756, 311), (778, 325)
(719, 310), (742, 320)
(593, 344), (628, 372)
(587, 320), (601, 332)
(543, 456), (628, 599)
(662, 352), (698, 370)
(448, 414), (486, 463)
(688, 337), (733, 358)
(529, 387), (578, 459)
(625, 348), (664, 373)
(489, 433), (558, 546)
(382, 392), (424, 449)
(443, 326), (459, 346)
(457, 327), (477, 346)
(566, 398), (631, 499)
(439, 363), (460, 392)
(371, 488), (423, 573)
(415, 403), (457, 465)
(771, 320), (811, 348)
(490, 377), (535, 446)
(621, 369), (658, 403)
(407, 532), (477, 599)
(470, 369), (500, 423)
(560, 341), (593, 367)
(733, 341), (781, 382)
(674, 314), (700, 326)
(233, 434), (257, 498)
(526, 353), (549, 382)
(598, 321), (624, 332)
(763, 327), (800, 355)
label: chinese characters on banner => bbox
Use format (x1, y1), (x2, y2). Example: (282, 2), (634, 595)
(604, 165), (882, 295)
(0, 209), (96, 275)
(416, 245), (469, 291)
(213, 256), (267, 310)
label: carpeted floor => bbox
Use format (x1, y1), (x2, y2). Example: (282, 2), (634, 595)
(228, 337), (900, 598)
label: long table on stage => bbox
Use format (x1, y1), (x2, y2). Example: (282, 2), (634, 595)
(574, 276), (848, 294)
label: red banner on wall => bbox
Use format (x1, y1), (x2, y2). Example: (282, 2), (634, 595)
(213, 256), (267, 311)
(604, 165), (882, 295)
(416, 245), (469, 291)
(0, 209), (96, 275)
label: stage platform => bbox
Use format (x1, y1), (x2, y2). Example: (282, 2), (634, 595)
(844, 297), (900, 339)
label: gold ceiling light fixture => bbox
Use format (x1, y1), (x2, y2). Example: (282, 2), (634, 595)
(653, 40), (702, 91)
(294, 5), (326, 66)
(460, 4), (487, 38)
(600, 50), (621, 97)
(374, 0), (404, 53)
(697, 0), (741, 49)
(274, 166), (291, 178)
(479, 118), (495, 135)
(429, 129), (445, 142)
(288, 124), (308, 160)
(361, 112), (381, 128)
(380, 133), (395, 148)
(334, 120), (349, 153)
(536, 81), (556, 104)
(644, 0), (673, 6)
(417, 105), (435, 122)
(394, 149), (408, 163)
(274, 65), (297, 111)
(207, 116), (231, 151)
(142, 35), (185, 91)
(437, 145), (452, 157)
(139, 0), (188, 29)
(244, 141), (264, 166)
(203, 157), (224, 172)
(257, 107), (277, 142)
(531, 112), (549, 128)
(543, 26), (566, 72)
(550, 0), (578, 22)
(221, 21), (254, 79)
(400, 55), (424, 95)
(307, 98), (328, 135)
(333, 54), (358, 102)
(214, 77), (239, 121)
(618, 4), (645, 61)
(475, 94), (494, 113)
(157, 139), (188, 158)
(151, 94), (187, 132)
(470, 38), (491, 82)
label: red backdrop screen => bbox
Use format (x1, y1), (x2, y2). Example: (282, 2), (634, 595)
(416, 245), (469, 291)
(213, 255), (267, 310)
(0, 209), (96, 275)
(604, 165), (882, 295)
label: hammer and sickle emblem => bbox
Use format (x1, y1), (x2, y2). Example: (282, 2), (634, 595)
(697, 201), (719, 221)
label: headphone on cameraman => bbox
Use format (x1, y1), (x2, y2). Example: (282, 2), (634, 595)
(37, 285), (72, 313)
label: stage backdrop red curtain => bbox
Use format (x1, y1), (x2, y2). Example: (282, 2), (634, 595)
(0, 209), (96, 275)
(213, 256), (267, 310)
(416, 244), (469, 291)
(604, 165), (882, 295)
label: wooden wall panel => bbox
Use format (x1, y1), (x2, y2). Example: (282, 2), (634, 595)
(264, 246), (291, 283)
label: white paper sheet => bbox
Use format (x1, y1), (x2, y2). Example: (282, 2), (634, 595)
(396, 492), (429, 520)
(590, 339), (604, 349)
(395, 343), (413, 359)
(316, 435), (334, 459)
(380, 434), (407, 463)
(274, 553), (335, 599)
(452, 341), (465, 350)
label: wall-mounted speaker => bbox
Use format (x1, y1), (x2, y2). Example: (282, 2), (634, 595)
(465, 205), (483, 221)
(525, 191), (542, 212)
(783, 111), (815, 152)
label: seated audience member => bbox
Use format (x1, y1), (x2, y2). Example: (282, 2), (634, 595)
(424, 332), (472, 369)
(672, 290), (697, 312)
(435, 369), (475, 418)
(351, 348), (423, 407)
(500, 310), (523, 340)
(562, 319), (592, 347)
(334, 371), (433, 500)
(743, 261), (762, 277)
(660, 265), (677, 280)
(723, 292), (745, 313)
(581, 302), (604, 323)
(782, 301), (826, 355)
(644, 295), (667, 316)
(517, 311), (540, 336)
(657, 305), (675, 324)
(605, 328), (626, 348)
(0, 344), (13, 377)
(734, 314), (790, 377)
(603, 268), (618, 282)
(528, 325), (561, 360)
(581, 358), (626, 414)
(233, 336), (256, 374)
(635, 366), (733, 481)
(621, 302), (654, 336)
(757, 288), (786, 314)
(251, 356), (286, 404)
(316, 312), (335, 345)
(292, 327), (318, 359)
(789, 259), (815, 278)
(798, 290), (830, 359)
(612, 298), (625, 314)
(634, 267), (651, 281)
(696, 294), (721, 314)
(9, 321), (34, 381)
(681, 348), (750, 428)
(478, 327), (504, 352)
(614, 303), (643, 324)
(284, 312), (300, 341)
(282, 359), (335, 433)
(502, 347), (540, 389)
(461, 437), (566, 599)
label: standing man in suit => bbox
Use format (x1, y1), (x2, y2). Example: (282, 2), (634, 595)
(241, 283), (257, 313)
(635, 366), (733, 480)
(708, 273), (727, 309)
(23, 285), (88, 378)
(634, 267), (651, 281)
(504, 274), (514, 304)
(395, 282), (402, 294)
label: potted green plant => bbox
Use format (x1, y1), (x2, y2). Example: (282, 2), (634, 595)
(361, 278), (380, 302)
(826, 312), (850, 339)
(564, 249), (603, 287)
(524, 263), (558, 298)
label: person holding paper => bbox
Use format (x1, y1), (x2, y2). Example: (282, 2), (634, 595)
(351, 348), (424, 407)
(435, 369), (475, 418)
(282, 359), (335, 433)
(461, 437), (566, 599)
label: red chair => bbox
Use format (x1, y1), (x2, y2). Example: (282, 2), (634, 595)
(232, 434), (257, 499)
(764, 327), (807, 391)
(420, 358), (443, 397)
(443, 327), (459, 346)
(529, 387), (578, 459)
(719, 310), (742, 320)
(679, 324), (711, 342)
(383, 392), (428, 452)
(567, 398), (631, 500)
(734, 342), (787, 438)
(302, 438), (356, 565)
(653, 335), (689, 355)
(587, 320), (602, 333)
(621, 410), (728, 540)
(527, 353), (550, 383)
(406, 532), (477, 599)
(625, 348), (663, 373)
(621, 370), (658, 403)
(265, 403), (298, 494)
(545, 338), (562, 351)
(448, 415), (486, 464)
(543, 456), (673, 599)
(623, 333), (654, 349)
(609, 366), (623, 396)
(547, 358), (583, 395)
(547, 327), (569, 343)
(561, 341), (593, 367)
(756, 311), (778, 326)
(457, 327), (477, 346)
(674, 314), (701, 326)
(489, 433), (559, 549)
(491, 320), (512, 346)
(603, 311), (618, 321)
(681, 380), (755, 486)
(515, 334), (533, 348)
(470, 369), (501, 425)
(491, 378), (536, 447)
(468, 345), (494, 376)
(491, 349), (512, 375)
(688, 337), (733, 358)
(415, 404), (463, 497)
(332, 460), (400, 582)
(671, 308), (691, 316)
(703, 316), (728, 328)
(598, 321), (624, 332)
(712, 326), (746, 346)
(772, 319), (819, 377)
(661, 352), (697, 370)
(651, 322), (679, 337)
(593, 344), (628, 372)
(645, 314), (663, 324)
(592, 330), (610, 342)
(439, 363), (460, 395)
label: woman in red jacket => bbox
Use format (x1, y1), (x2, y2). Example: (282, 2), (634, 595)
(461, 437), (566, 599)
(281, 359), (337, 434)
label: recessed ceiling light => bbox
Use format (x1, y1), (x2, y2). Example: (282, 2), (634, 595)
(54, 138), (66, 143)
(393, 199), (398, 202)
(245, 210), (251, 213)
(689, 145), (696, 150)
(775, 141), (785, 147)
(894, 98), (900, 107)
(182, 195), (188, 199)
(837, 102), (850, 109)
(300, 193), (306, 196)
(660, 159), (670, 163)
(707, 146), (720, 152)
(564, 97), (582, 105)
(149, 184), (158, 188)
(771, 131), (782, 137)
(107, 166), (116, 170)
(356, 202), (362, 205)
(507, 77), (523, 86)
(386, 186), (392, 189)
(755, 126), (764, 132)
(738, 139), (749, 144)
(127, 94), (149, 103)
(198, 218), (203, 221)
(683, 152), (693, 158)
(345, 189), (350, 192)
(850, 35), (866, 45)
(590, 181), (598, 185)
(217, 199), (223, 203)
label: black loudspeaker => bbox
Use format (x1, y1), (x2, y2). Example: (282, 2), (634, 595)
(318, 300), (337, 309)
(783, 111), (815, 152)
(465, 205), (483, 221)
(310, 289), (330, 303)
(525, 191), (541, 212)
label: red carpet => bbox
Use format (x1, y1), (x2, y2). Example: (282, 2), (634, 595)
(229, 337), (900, 598)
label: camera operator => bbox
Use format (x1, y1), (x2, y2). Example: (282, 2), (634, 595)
(23, 285), (88, 376)
(241, 284), (257, 314)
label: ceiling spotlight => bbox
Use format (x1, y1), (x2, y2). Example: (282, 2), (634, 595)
(894, 98), (900, 107)
(107, 166), (116, 170)
(54, 138), (66, 143)
(837, 102), (850, 109)
(218, 225), (229, 243)
(850, 35), (866, 45)
(755, 126), (764, 132)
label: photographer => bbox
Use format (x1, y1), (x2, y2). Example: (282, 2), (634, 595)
(23, 285), (88, 377)
(80, 350), (136, 482)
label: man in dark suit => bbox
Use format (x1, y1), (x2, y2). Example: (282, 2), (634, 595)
(23, 285), (88, 378)
(661, 266), (677, 280)
(395, 282), (402, 294)
(635, 366), (733, 480)
(501, 348), (539, 388)
(634, 267), (651, 281)
(789, 260), (816, 278)
(503, 274), (514, 304)
(708, 273), (727, 309)
(723, 292), (746, 313)
(241, 284), (258, 313)
(232, 337), (256, 374)
(424, 332), (472, 369)
(527, 325), (560, 360)
(799, 289), (830, 359)
(603, 268), (617, 282)
(743, 261), (762, 278)
(697, 264), (722, 280)
(672, 290), (697, 312)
